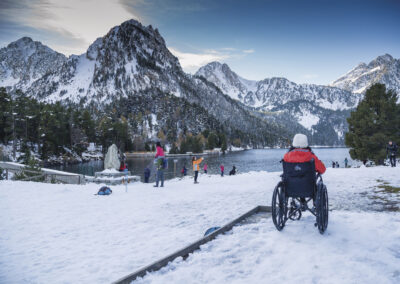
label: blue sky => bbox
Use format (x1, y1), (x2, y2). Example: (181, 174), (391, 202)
(1, 0), (399, 84)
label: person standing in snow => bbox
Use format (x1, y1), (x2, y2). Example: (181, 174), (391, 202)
(144, 167), (151, 183)
(181, 165), (187, 177)
(344, 157), (348, 168)
(386, 141), (398, 167)
(229, 165), (237, 175)
(155, 142), (165, 158)
(154, 142), (165, 187)
(332, 161), (335, 168)
(335, 161), (339, 168)
(192, 156), (203, 184)
(220, 164), (225, 177)
(203, 163), (208, 174)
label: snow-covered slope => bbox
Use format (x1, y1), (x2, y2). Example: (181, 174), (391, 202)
(0, 37), (66, 91)
(331, 54), (400, 94)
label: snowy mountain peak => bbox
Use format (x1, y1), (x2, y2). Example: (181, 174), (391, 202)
(0, 37), (67, 91)
(371, 53), (393, 65)
(196, 61), (258, 105)
(331, 54), (400, 94)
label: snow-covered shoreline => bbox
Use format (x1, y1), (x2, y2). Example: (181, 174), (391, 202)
(0, 167), (399, 283)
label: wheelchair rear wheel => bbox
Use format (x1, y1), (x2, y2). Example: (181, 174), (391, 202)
(316, 183), (329, 234)
(272, 182), (287, 231)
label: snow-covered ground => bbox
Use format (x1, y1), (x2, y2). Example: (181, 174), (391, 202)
(0, 167), (399, 284)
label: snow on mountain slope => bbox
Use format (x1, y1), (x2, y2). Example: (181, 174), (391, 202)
(0, 19), (290, 146)
(196, 62), (259, 106)
(0, 37), (67, 91)
(196, 62), (360, 144)
(196, 62), (359, 111)
(25, 20), (184, 103)
(331, 54), (400, 95)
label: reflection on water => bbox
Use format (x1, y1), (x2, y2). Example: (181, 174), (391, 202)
(51, 148), (355, 182)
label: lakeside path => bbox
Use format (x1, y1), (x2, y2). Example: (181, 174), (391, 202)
(0, 167), (399, 283)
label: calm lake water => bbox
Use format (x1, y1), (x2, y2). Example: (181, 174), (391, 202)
(52, 148), (356, 182)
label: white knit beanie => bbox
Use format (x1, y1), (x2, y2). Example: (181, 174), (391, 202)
(292, 134), (308, 148)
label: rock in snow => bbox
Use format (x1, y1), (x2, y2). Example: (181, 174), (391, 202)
(104, 144), (120, 170)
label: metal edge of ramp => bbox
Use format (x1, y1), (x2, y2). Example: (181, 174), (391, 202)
(112, 205), (271, 284)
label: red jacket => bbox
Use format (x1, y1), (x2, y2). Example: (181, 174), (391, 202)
(283, 148), (326, 174)
(155, 146), (165, 158)
(220, 165), (224, 171)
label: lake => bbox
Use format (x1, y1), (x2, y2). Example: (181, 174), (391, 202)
(52, 148), (356, 182)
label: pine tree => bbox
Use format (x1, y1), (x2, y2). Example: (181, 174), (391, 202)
(345, 84), (400, 164)
(206, 132), (218, 150)
(219, 133), (228, 153)
(169, 143), (179, 154)
(0, 88), (12, 144)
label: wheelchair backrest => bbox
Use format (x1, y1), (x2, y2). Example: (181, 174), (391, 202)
(282, 160), (316, 198)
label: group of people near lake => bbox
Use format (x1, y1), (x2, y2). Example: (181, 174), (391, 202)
(147, 142), (239, 187)
(120, 138), (398, 187)
(179, 158), (236, 183)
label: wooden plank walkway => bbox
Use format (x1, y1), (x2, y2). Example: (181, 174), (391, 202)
(112, 205), (271, 284)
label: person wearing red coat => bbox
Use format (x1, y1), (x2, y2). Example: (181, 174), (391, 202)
(284, 134), (326, 207)
(284, 134), (326, 174)
(155, 142), (165, 158)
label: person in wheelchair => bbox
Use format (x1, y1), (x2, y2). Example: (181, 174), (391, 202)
(284, 134), (326, 175)
(283, 134), (326, 210)
(272, 133), (329, 234)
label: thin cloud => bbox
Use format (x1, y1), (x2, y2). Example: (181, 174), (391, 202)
(243, 49), (255, 54)
(0, 0), (139, 55)
(168, 47), (231, 73)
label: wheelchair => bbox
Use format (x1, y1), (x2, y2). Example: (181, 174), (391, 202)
(271, 160), (329, 234)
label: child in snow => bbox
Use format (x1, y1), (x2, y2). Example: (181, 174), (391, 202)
(203, 163), (208, 174)
(220, 164), (224, 177)
(181, 165), (187, 177)
(192, 156), (203, 184)
(119, 161), (128, 172)
(229, 165), (237, 175)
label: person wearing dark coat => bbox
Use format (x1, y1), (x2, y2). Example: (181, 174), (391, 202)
(229, 165), (237, 176)
(387, 141), (398, 167)
(144, 167), (151, 183)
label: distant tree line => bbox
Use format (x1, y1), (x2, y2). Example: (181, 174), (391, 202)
(0, 87), (132, 161)
(0, 87), (283, 163)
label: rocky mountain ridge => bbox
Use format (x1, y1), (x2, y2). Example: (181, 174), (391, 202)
(1, 19), (398, 146)
(330, 54), (400, 95)
(0, 20), (289, 147)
